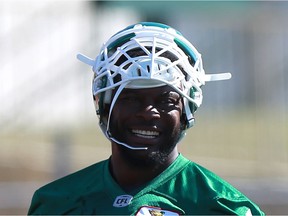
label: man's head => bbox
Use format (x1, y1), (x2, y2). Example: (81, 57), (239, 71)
(109, 85), (184, 167)
(77, 22), (231, 150)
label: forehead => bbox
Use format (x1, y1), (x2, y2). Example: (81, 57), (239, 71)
(120, 85), (180, 97)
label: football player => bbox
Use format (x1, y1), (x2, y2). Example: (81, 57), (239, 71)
(28, 22), (264, 215)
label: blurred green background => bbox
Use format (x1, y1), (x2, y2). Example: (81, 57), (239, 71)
(0, 1), (287, 214)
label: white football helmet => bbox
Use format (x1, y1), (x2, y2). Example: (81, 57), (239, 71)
(77, 22), (231, 149)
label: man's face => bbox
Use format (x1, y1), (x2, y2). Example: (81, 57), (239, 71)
(109, 85), (184, 167)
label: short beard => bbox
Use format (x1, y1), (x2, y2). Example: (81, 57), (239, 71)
(117, 128), (182, 171)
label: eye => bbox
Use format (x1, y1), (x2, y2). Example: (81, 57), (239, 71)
(158, 96), (182, 109)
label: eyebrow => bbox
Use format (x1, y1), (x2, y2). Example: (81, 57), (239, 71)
(162, 91), (180, 97)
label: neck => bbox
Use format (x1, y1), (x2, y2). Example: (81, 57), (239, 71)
(109, 143), (178, 193)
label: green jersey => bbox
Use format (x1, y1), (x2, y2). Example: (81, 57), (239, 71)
(28, 154), (264, 215)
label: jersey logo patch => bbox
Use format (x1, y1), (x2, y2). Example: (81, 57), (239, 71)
(113, 195), (133, 207)
(136, 206), (179, 216)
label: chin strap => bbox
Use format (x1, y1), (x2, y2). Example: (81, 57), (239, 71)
(106, 131), (148, 150)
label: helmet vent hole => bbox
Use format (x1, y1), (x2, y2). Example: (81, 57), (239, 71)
(137, 68), (141, 76)
(147, 65), (150, 72)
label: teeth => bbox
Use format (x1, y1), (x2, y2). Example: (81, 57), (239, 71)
(132, 129), (159, 138)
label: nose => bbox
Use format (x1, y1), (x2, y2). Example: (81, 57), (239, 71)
(136, 103), (160, 121)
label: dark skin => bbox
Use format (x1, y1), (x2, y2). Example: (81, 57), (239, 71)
(108, 85), (184, 192)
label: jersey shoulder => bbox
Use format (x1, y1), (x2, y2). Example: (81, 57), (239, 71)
(28, 159), (109, 215)
(179, 157), (265, 215)
(41, 159), (107, 192)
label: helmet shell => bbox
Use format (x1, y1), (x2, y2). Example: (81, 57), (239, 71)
(91, 22), (205, 130)
(78, 22), (233, 138)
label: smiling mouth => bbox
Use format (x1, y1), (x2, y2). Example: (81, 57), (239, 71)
(131, 129), (160, 139)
